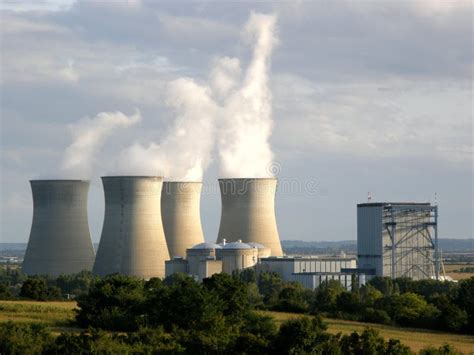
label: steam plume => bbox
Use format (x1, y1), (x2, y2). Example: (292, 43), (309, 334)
(60, 110), (141, 178)
(217, 13), (278, 178)
(118, 78), (217, 181)
(116, 12), (277, 181)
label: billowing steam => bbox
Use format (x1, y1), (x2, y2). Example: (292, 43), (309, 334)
(116, 12), (277, 181)
(117, 78), (217, 181)
(217, 13), (278, 178)
(60, 110), (141, 178)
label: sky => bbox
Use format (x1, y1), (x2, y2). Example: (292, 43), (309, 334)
(0, 0), (472, 244)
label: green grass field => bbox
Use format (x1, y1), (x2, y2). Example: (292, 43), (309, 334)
(1, 300), (473, 353)
(0, 300), (79, 333)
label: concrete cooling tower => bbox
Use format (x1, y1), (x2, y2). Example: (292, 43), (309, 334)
(216, 178), (283, 256)
(161, 182), (205, 258)
(22, 180), (95, 277)
(93, 176), (170, 279)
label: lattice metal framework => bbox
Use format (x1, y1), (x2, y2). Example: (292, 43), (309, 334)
(382, 204), (439, 280)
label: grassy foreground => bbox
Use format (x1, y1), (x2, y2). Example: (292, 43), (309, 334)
(1, 300), (473, 353)
(263, 311), (474, 354)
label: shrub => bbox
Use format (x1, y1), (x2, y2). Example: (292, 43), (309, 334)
(0, 322), (53, 354)
(75, 274), (145, 331)
(20, 278), (61, 301)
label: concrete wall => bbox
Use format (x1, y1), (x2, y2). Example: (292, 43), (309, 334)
(221, 248), (258, 274)
(93, 176), (170, 279)
(199, 259), (222, 281)
(161, 182), (205, 258)
(165, 259), (188, 277)
(22, 180), (95, 276)
(216, 178), (283, 256)
(257, 257), (357, 281)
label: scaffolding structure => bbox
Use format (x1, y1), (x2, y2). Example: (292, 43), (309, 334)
(382, 204), (440, 280)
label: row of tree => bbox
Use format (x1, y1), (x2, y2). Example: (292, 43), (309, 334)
(0, 273), (463, 354)
(1, 266), (473, 334)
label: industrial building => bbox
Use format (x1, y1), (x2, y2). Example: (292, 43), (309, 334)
(22, 180), (95, 276)
(216, 178), (283, 256)
(93, 176), (170, 279)
(166, 239), (359, 290)
(256, 256), (360, 290)
(166, 240), (261, 281)
(357, 202), (440, 280)
(161, 181), (205, 258)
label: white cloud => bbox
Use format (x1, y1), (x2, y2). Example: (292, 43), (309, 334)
(0, 0), (76, 12)
(273, 73), (472, 164)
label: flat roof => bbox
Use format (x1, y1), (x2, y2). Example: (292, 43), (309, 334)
(357, 202), (431, 207)
(260, 256), (356, 262)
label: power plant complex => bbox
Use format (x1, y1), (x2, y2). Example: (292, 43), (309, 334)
(22, 176), (442, 288)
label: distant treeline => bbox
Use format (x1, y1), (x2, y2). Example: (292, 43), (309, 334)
(281, 239), (474, 254)
(1, 239), (473, 258)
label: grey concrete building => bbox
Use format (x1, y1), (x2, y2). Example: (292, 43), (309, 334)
(257, 256), (357, 281)
(357, 202), (439, 280)
(216, 178), (283, 256)
(220, 241), (259, 274)
(161, 182), (205, 258)
(93, 176), (170, 279)
(22, 180), (95, 276)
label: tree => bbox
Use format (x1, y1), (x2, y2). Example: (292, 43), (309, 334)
(272, 316), (330, 354)
(359, 284), (384, 307)
(419, 344), (462, 355)
(369, 277), (396, 297)
(433, 294), (468, 332)
(55, 271), (96, 296)
(233, 312), (277, 354)
(336, 291), (362, 314)
(0, 322), (53, 354)
(455, 277), (474, 333)
(148, 274), (226, 332)
(75, 274), (145, 331)
(257, 272), (284, 308)
(388, 292), (440, 328)
(274, 283), (311, 313)
(311, 280), (345, 313)
(203, 273), (251, 325)
(20, 278), (61, 301)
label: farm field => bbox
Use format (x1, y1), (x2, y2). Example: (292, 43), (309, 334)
(1, 301), (473, 353)
(443, 263), (474, 280)
(262, 311), (474, 354)
(0, 300), (78, 333)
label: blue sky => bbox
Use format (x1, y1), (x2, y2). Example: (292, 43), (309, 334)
(1, 0), (472, 243)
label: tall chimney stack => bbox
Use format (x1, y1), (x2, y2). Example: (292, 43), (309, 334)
(216, 178), (283, 256)
(93, 176), (169, 279)
(22, 180), (95, 276)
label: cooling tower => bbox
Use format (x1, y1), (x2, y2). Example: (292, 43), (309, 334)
(161, 182), (205, 258)
(93, 176), (170, 279)
(216, 178), (283, 256)
(22, 180), (95, 276)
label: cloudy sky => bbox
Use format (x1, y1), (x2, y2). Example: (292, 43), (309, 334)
(1, 0), (472, 244)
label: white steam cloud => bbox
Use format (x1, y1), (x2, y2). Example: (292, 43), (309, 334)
(116, 12), (278, 181)
(117, 78), (217, 181)
(217, 13), (278, 178)
(60, 110), (141, 178)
